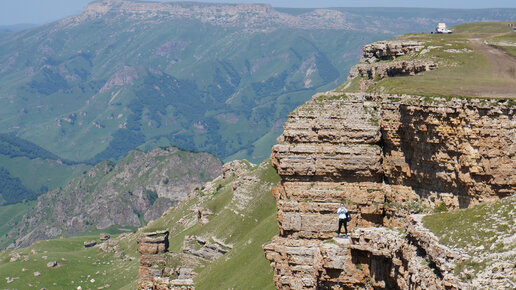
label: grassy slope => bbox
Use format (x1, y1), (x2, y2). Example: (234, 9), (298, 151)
(0, 159), (280, 289)
(0, 155), (88, 193)
(0, 202), (35, 249)
(339, 22), (516, 99)
(423, 195), (515, 279)
(0, 234), (139, 289)
(144, 159), (280, 289)
(489, 30), (516, 57)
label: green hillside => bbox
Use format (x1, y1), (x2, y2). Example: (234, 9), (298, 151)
(1, 18), (515, 289)
(423, 195), (515, 282)
(0, 202), (35, 249)
(0, 159), (279, 289)
(143, 159), (280, 289)
(0, 234), (139, 289)
(1, 1), (515, 164)
(0, 133), (89, 205)
(0, 135), (89, 249)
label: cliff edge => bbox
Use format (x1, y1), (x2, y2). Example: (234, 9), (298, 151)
(264, 22), (515, 289)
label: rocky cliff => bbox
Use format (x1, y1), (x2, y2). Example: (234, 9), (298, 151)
(6, 147), (221, 249)
(265, 91), (514, 289)
(264, 32), (515, 288)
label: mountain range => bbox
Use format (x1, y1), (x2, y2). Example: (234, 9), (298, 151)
(1, 0), (516, 170)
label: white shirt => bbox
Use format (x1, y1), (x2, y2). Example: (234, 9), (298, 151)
(337, 207), (348, 219)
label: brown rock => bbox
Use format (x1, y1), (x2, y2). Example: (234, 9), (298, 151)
(46, 261), (58, 268)
(100, 233), (110, 241)
(264, 91), (514, 289)
(83, 240), (96, 248)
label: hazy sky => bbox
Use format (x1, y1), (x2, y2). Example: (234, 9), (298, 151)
(1, 0), (516, 26)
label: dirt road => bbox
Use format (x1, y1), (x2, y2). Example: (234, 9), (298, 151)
(468, 38), (516, 98)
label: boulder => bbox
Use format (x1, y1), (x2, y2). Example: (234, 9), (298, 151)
(46, 261), (58, 268)
(100, 233), (110, 241)
(84, 240), (97, 248)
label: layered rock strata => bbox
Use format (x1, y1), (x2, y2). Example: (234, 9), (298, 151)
(138, 230), (195, 289)
(138, 230), (169, 286)
(349, 40), (437, 91)
(349, 60), (437, 80)
(264, 92), (515, 289)
(362, 41), (424, 62)
(182, 235), (232, 261)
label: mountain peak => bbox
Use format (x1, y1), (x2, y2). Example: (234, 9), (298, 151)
(66, 0), (350, 30)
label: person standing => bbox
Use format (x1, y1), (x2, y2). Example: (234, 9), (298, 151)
(337, 204), (349, 237)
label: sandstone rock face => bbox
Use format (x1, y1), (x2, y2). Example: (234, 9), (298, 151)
(349, 40), (437, 91)
(83, 240), (97, 248)
(349, 225), (466, 290)
(349, 60), (437, 80)
(182, 235), (231, 261)
(137, 231), (169, 255)
(362, 41), (424, 62)
(137, 233), (202, 289)
(100, 233), (110, 241)
(264, 92), (515, 289)
(137, 231), (174, 289)
(382, 96), (515, 206)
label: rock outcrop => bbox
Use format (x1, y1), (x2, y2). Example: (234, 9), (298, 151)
(348, 40), (437, 90)
(137, 231), (169, 289)
(138, 230), (195, 289)
(361, 41), (424, 63)
(264, 92), (514, 289)
(182, 235), (232, 261)
(135, 159), (280, 289)
(349, 60), (437, 80)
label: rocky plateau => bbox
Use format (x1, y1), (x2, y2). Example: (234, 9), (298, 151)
(263, 40), (515, 289)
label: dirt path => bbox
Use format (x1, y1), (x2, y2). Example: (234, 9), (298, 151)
(468, 38), (516, 98)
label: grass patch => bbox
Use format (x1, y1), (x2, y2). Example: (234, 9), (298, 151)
(0, 201), (35, 248)
(452, 22), (514, 34)
(0, 234), (138, 289)
(423, 196), (515, 279)
(433, 201), (447, 213)
(336, 76), (361, 93)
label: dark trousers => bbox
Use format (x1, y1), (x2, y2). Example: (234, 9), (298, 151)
(338, 218), (348, 235)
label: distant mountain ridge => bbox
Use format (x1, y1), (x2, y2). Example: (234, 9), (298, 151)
(1, 0), (516, 166)
(4, 146), (222, 249)
(71, 0), (353, 30)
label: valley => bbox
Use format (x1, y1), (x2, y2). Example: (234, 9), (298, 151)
(1, 1), (515, 166)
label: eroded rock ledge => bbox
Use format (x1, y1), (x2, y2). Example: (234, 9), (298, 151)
(349, 40), (437, 91)
(264, 92), (514, 289)
(138, 230), (195, 289)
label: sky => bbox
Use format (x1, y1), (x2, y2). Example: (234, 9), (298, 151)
(1, 0), (516, 26)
